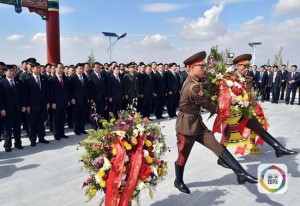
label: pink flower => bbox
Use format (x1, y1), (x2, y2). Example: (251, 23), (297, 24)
(125, 118), (132, 125)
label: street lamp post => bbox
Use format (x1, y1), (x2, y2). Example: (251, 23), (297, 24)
(102, 32), (127, 63)
(248, 42), (262, 66)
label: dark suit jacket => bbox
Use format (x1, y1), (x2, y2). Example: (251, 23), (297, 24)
(268, 71), (282, 88)
(24, 75), (48, 112)
(166, 70), (180, 94)
(255, 71), (268, 88)
(0, 78), (25, 113)
(140, 73), (153, 98)
(286, 72), (300, 89)
(281, 70), (288, 82)
(107, 74), (123, 101)
(68, 73), (89, 106)
(153, 72), (167, 96)
(88, 72), (107, 102)
(48, 75), (69, 109)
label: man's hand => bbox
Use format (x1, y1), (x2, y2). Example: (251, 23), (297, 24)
(52, 103), (56, 109)
(0, 110), (6, 116)
(71, 99), (76, 105)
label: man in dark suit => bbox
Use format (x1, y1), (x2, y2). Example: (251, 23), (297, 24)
(279, 64), (288, 100)
(88, 62), (107, 127)
(139, 65), (154, 119)
(0, 62), (5, 141)
(24, 63), (50, 146)
(153, 63), (167, 119)
(107, 65), (123, 119)
(269, 65), (282, 103)
(66, 66), (75, 128)
(255, 66), (268, 102)
(166, 63), (180, 118)
(264, 65), (272, 101)
(0, 65), (26, 152)
(69, 63), (89, 135)
(48, 63), (69, 140)
(285, 65), (300, 105)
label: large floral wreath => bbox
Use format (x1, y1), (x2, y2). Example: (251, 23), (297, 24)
(79, 106), (168, 206)
(203, 60), (268, 153)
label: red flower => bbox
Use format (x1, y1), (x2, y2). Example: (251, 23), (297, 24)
(231, 86), (243, 95)
(138, 164), (152, 181)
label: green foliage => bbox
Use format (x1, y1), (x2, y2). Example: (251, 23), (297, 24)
(87, 49), (96, 66)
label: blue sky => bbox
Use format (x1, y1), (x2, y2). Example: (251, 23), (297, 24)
(0, 0), (300, 67)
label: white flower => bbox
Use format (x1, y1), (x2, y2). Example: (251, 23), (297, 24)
(133, 129), (139, 137)
(112, 130), (126, 138)
(125, 155), (129, 162)
(122, 173), (126, 181)
(150, 165), (158, 177)
(152, 141), (163, 154)
(102, 156), (112, 171)
(209, 69), (215, 74)
(226, 66), (234, 73)
(240, 77), (245, 82)
(216, 73), (223, 80)
(136, 180), (146, 190)
(243, 101), (249, 107)
(226, 80), (234, 88)
(136, 123), (145, 133)
(143, 149), (149, 157)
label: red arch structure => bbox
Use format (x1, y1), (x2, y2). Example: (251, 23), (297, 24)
(1, 0), (60, 64)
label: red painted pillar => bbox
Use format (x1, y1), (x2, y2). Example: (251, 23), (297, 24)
(46, 0), (60, 63)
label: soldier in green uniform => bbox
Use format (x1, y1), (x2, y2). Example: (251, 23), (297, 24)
(174, 51), (257, 194)
(123, 62), (139, 108)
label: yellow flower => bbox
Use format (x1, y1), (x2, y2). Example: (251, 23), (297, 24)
(97, 170), (105, 178)
(123, 166), (127, 172)
(236, 95), (242, 102)
(146, 156), (153, 164)
(125, 143), (132, 150)
(253, 112), (257, 116)
(131, 137), (138, 145)
(100, 180), (106, 188)
(112, 147), (117, 156)
(145, 140), (152, 147)
(89, 188), (97, 196)
(242, 94), (249, 102)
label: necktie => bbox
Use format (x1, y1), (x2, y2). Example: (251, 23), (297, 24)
(79, 75), (84, 85)
(98, 73), (102, 80)
(10, 79), (15, 87)
(292, 72), (294, 78)
(36, 76), (41, 89)
(59, 76), (64, 87)
(116, 75), (120, 82)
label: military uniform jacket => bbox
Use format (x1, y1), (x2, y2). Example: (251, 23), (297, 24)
(176, 75), (218, 136)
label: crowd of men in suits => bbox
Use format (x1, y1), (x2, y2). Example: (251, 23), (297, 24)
(246, 64), (300, 104)
(0, 59), (184, 152)
(0, 59), (299, 153)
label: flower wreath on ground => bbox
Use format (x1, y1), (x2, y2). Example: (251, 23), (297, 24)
(79, 105), (168, 206)
(202, 60), (268, 154)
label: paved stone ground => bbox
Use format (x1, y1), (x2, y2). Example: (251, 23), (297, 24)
(0, 100), (299, 206)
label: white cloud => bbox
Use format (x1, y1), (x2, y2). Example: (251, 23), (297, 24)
(207, 0), (258, 4)
(140, 3), (186, 13)
(273, 0), (300, 16)
(89, 36), (105, 46)
(60, 36), (86, 49)
(177, 2), (227, 40)
(7, 34), (24, 41)
(60, 6), (76, 14)
(137, 34), (171, 49)
(31, 33), (46, 43)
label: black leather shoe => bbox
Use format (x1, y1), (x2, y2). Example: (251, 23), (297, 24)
(275, 146), (297, 157)
(81, 131), (88, 134)
(5, 148), (12, 152)
(60, 135), (69, 139)
(54, 137), (61, 140)
(39, 139), (50, 144)
(75, 132), (81, 136)
(174, 180), (191, 194)
(30, 142), (36, 147)
(15, 145), (24, 149)
(236, 172), (258, 184)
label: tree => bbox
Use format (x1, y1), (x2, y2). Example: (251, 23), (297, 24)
(273, 46), (283, 66)
(209, 45), (223, 62)
(87, 49), (96, 66)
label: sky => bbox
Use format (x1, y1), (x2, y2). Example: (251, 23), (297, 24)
(0, 0), (300, 67)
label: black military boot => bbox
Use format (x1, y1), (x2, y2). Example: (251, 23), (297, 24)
(219, 149), (257, 184)
(246, 118), (297, 158)
(174, 162), (191, 194)
(217, 144), (230, 169)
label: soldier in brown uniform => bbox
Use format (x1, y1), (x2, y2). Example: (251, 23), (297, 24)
(174, 51), (257, 194)
(218, 54), (297, 168)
